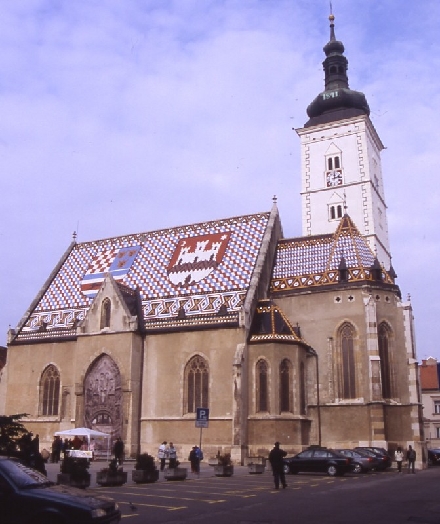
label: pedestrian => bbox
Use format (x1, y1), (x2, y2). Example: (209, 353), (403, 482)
(158, 441), (168, 471)
(189, 445), (200, 475)
(168, 442), (177, 468)
(407, 445), (416, 473)
(62, 438), (69, 459)
(394, 446), (404, 473)
(51, 436), (60, 463)
(268, 441), (287, 489)
(113, 437), (124, 465)
(32, 434), (40, 454)
(89, 438), (95, 461)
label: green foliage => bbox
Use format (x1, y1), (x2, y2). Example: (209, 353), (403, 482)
(135, 453), (156, 471)
(0, 414), (29, 455)
(60, 456), (91, 481)
(217, 452), (232, 466)
(108, 458), (120, 473)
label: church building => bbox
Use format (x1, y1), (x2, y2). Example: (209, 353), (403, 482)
(4, 15), (424, 466)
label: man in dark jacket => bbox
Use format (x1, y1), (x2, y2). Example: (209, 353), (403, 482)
(268, 441), (287, 489)
(113, 437), (124, 465)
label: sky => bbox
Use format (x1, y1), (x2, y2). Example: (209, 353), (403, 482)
(0, 0), (439, 361)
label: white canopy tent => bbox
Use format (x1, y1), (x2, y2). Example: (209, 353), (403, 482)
(54, 427), (111, 459)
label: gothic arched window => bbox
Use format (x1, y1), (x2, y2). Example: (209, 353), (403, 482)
(40, 365), (60, 416)
(100, 298), (111, 329)
(185, 355), (209, 414)
(280, 359), (292, 413)
(339, 323), (356, 399)
(256, 359), (269, 412)
(378, 322), (393, 399)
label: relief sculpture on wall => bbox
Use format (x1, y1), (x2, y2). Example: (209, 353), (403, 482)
(84, 354), (122, 445)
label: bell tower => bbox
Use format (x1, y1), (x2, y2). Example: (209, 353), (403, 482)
(296, 13), (391, 269)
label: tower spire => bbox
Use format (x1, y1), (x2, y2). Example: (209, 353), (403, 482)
(329, 3), (336, 42)
(304, 11), (370, 127)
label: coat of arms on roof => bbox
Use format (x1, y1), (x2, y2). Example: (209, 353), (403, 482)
(80, 245), (141, 297)
(167, 232), (231, 287)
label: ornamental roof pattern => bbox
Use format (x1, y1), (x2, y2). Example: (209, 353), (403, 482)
(16, 212), (271, 339)
(271, 215), (394, 293)
(249, 299), (309, 345)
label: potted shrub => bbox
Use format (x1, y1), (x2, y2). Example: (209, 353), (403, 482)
(96, 458), (128, 487)
(213, 453), (234, 477)
(164, 459), (187, 481)
(132, 453), (159, 484)
(57, 456), (91, 489)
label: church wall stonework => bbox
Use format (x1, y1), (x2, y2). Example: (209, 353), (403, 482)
(139, 327), (244, 459)
(275, 284), (416, 451)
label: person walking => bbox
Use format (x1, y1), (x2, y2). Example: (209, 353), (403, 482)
(189, 445), (201, 476)
(407, 445), (416, 473)
(268, 441), (287, 489)
(395, 446), (404, 473)
(158, 441), (168, 471)
(113, 437), (124, 465)
(51, 436), (60, 463)
(168, 442), (177, 468)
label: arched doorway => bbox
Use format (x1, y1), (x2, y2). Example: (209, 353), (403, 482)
(84, 354), (122, 454)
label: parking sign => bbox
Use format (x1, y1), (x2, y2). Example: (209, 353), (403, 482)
(195, 407), (209, 428)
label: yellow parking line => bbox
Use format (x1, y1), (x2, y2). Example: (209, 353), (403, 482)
(119, 501), (187, 511)
(117, 490), (227, 504)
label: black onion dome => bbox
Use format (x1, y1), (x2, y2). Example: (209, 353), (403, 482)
(304, 13), (370, 127)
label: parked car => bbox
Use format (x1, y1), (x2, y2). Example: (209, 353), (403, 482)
(428, 449), (440, 466)
(283, 448), (352, 477)
(0, 457), (121, 524)
(334, 448), (379, 473)
(355, 447), (392, 470)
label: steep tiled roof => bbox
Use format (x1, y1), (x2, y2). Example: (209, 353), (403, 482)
(249, 299), (309, 346)
(13, 212), (273, 341)
(271, 215), (395, 293)
(420, 360), (440, 391)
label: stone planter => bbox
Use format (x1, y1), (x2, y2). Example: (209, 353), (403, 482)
(213, 465), (234, 477)
(57, 473), (90, 489)
(248, 463), (265, 474)
(132, 469), (160, 484)
(96, 469), (128, 487)
(164, 467), (187, 481)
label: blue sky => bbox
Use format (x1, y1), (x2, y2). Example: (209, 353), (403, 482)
(1, 0), (439, 360)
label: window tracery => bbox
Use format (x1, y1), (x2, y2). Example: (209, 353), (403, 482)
(40, 365), (60, 416)
(185, 355), (209, 414)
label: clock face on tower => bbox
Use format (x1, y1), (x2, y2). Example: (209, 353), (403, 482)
(326, 169), (343, 187)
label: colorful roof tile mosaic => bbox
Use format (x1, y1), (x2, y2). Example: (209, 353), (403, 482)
(271, 215), (394, 293)
(16, 212), (272, 339)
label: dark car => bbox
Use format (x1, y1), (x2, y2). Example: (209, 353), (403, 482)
(355, 447), (392, 470)
(334, 448), (379, 473)
(283, 448), (352, 477)
(428, 449), (440, 466)
(0, 457), (120, 524)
